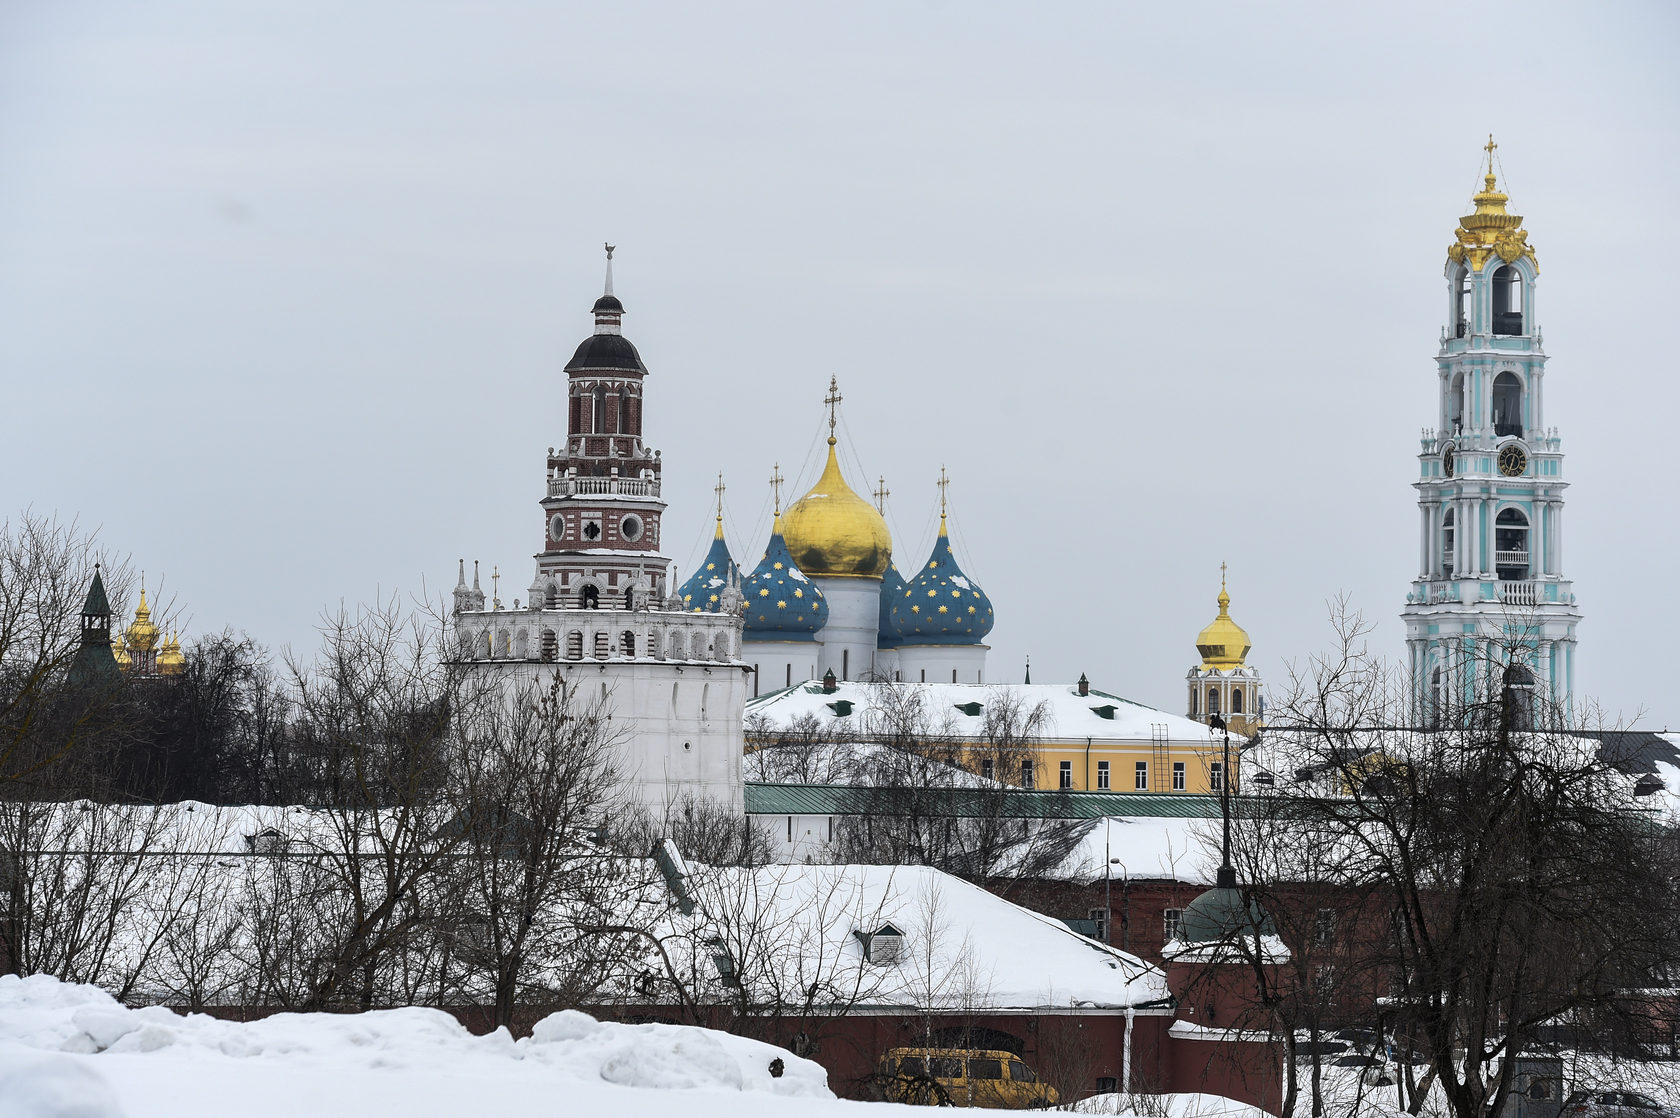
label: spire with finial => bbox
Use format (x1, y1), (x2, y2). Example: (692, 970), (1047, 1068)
(491, 566), (501, 611)
(873, 476), (890, 515)
(1196, 562), (1250, 669)
(1448, 135), (1537, 272)
(1024, 654), (1031, 685)
(936, 466), (950, 536)
(591, 242), (625, 335)
(714, 473), (727, 539)
(769, 463), (785, 521)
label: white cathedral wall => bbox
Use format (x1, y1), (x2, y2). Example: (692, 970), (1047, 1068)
(742, 639), (820, 698)
(810, 577), (882, 682)
(892, 643), (988, 685)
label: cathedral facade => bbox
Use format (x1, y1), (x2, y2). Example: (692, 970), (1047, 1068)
(1401, 144), (1581, 725)
(677, 383), (995, 698)
(451, 253), (748, 809)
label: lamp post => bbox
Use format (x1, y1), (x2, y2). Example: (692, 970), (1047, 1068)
(1104, 819), (1127, 948)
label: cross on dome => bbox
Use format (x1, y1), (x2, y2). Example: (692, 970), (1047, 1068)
(769, 463), (784, 517)
(873, 476), (890, 514)
(937, 467), (950, 524)
(713, 473), (727, 537)
(823, 377), (843, 445)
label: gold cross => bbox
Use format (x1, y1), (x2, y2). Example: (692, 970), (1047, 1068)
(937, 466), (950, 519)
(873, 476), (890, 514)
(714, 472), (727, 523)
(1484, 134), (1497, 175)
(491, 565), (501, 610)
(769, 463), (784, 516)
(823, 376), (842, 439)
(1220, 560), (1227, 589)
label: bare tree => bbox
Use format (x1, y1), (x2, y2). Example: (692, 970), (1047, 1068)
(1229, 602), (1680, 1118)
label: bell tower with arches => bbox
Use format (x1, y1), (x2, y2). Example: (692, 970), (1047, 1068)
(1403, 140), (1580, 726)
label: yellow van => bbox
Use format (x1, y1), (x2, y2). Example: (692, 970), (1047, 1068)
(878, 1047), (1060, 1108)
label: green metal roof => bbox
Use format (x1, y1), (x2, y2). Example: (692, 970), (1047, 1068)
(744, 782), (1232, 819)
(81, 569), (111, 617)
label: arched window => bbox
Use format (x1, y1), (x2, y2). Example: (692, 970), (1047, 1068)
(1442, 508), (1455, 578)
(565, 630), (583, 660)
(1454, 266), (1471, 337)
(670, 631), (684, 660)
(1230, 688), (1244, 715)
(691, 632), (706, 660)
(1504, 664), (1536, 730)
(624, 586), (635, 611)
(1492, 265), (1524, 335)
(580, 584), (600, 610)
(545, 582), (561, 608)
(1447, 372), (1465, 432)
(1495, 508), (1530, 580)
(648, 630), (663, 659)
(1429, 666), (1444, 729)
(1207, 687), (1220, 716)
(620, 631), (636, 657)
(593, 631), (609, 659)
(593, 385), (608, 433)
(540, 629), (558, 662)
(1190, 688), (1199, 716)
(1492, 372), (1523, 437)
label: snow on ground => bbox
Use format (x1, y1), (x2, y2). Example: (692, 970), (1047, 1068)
(0, 975), (902, 1118)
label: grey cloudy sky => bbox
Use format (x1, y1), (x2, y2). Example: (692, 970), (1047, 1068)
(2, 2), (1676, 727)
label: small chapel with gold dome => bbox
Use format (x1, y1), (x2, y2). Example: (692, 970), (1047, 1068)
(113, 582), (184, 679)
(1186, 566), (1263, 737)
(678, 377), (995, 696)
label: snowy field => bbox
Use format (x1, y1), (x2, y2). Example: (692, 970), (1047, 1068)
(0, 975), (900, 1118)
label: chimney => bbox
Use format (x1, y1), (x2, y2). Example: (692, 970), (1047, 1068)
(822, 669), (838, 694)
(1077, 673), (1089, 697)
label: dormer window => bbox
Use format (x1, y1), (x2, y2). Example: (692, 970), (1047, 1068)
(246, 827), (288, 855)
(857, 922), (905, 964)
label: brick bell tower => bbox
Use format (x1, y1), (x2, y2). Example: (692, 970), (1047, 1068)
(531, 245), (671, 612)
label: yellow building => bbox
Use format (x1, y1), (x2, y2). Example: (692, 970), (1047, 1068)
(1185, 566), (1263, 737)
(745, 675), (1238, 795)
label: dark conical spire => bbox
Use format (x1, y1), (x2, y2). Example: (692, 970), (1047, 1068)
(67, 565), (119, 688)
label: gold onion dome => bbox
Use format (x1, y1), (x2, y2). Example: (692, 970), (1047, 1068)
(124, 586), (161, 653)
(157, 633), (185, 675)
(779, 439), (891, 580)
(1195, 569), (1251, 669)
(1447, 136), (1538, 273)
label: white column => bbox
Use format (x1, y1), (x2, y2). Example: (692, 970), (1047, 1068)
(1419, 504), (1431, 577)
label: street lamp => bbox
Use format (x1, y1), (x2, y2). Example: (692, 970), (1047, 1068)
(1104, 819), (1128, 948)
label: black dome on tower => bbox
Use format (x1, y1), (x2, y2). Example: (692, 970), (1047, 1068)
(565, 333), (645, 372)
(592, 294), (624, 314)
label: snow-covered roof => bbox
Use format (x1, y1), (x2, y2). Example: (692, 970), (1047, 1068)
(1038, 816), (1220, 885)
(747, 680), (1220, 745)
(674, 863), (1172, 1012)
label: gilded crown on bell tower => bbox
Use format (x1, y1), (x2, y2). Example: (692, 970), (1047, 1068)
(1447, 135), (1539, 274)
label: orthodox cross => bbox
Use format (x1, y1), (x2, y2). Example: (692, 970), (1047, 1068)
(491, 566), (501, 610)
(1483, 134), (1497, 176)
(714, 472), (727, 525)
(769, 463), (784, 516)
(1220, 560), (1228, 590)
(873, 476), (890, 514)
(823, 376), (842, 441)
(937, 467), (950, 519)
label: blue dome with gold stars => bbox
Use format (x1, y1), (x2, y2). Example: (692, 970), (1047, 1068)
(877, 556), (907, 649)
(888, 519), (994, 645)
(742, 520), (828, 641)
(678, 527), (736, 613)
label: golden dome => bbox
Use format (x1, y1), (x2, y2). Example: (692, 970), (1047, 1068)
(157, 633), (185, 676)
(124, 587), (161, 653)
(113, 636), (132, 670)
(1447, 136), (1538, 273)
(780, 439), (891, 579)
(1196, 569), (1251, 669)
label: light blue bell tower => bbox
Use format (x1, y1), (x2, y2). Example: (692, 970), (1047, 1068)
(1403, 139), (1580, 726)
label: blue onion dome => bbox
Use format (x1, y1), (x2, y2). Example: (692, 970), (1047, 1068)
(678, 517), (736, 613)
(889, 515), (994, 645)
(742, 517), (828, 640)
(877, 556), (907, 649)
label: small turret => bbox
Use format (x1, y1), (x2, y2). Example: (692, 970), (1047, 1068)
(66, 565), (119, 688)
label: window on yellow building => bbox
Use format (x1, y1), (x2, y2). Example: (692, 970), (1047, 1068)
(1097, 761), (1110, 789)
(1059, 761), (1072, 789)
(1134, 761), (1148, 790)
(980, 758), (994, 781)
(1210, 762), (1224, 792)
(1172, 762), (1186, 791)
(1020, 760), (1034, 788)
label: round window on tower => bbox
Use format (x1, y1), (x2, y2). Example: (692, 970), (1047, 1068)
(549, 513), (566, 541)
(620, 514), (644, 542)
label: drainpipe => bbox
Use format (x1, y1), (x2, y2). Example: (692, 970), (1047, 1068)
(1123, 1004), (1135, 1094)
(1084, 736), (1092, 792)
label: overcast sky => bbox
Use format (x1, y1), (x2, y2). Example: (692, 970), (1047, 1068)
(2, 2), (1676, 728)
